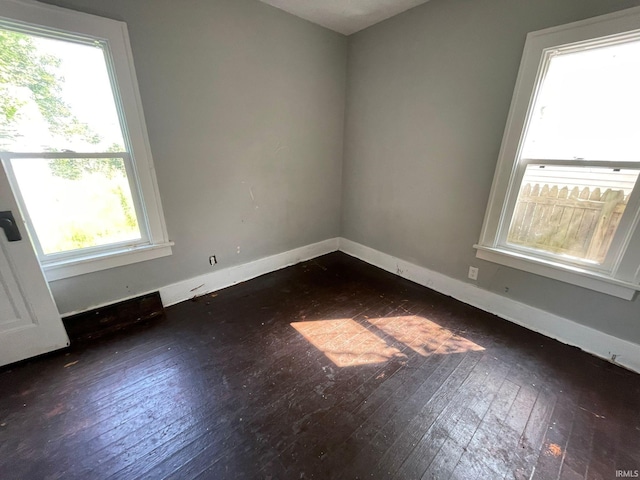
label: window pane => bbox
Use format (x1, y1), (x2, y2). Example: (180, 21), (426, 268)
(0, 28), (125, 152)
(507, 164), (639, 264)
(10, 157), (141, 255)
(521, 39), (640, 161)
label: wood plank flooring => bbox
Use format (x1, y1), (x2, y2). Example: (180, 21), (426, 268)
(1, 252), (639, 479)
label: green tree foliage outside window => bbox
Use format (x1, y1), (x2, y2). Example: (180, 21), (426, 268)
(0, 28), (125, 179)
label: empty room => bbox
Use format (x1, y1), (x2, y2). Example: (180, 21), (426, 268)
(1, 0), (640, 478)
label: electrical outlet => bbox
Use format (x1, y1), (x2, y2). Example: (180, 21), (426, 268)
(468, 266), (479, 281)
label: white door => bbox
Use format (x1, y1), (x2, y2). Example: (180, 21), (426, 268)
(0, 164), (69, 367)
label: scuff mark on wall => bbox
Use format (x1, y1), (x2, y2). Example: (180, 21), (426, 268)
(249, 186), (259, 209)
(273, 140), (288, 156)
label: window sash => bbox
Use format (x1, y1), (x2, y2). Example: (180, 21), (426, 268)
(0, 20), (128, 155)
(1, 152), (152, 263)
(496, 159), (640, 273)
(0, 18), (152, 263)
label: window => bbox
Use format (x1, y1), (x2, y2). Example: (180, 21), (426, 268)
(0, 0), (172, 280)
(475, 7), (640, 300)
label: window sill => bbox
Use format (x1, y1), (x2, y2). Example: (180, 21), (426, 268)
(43, 242), (174, 281)
(473, 245), (640, 300)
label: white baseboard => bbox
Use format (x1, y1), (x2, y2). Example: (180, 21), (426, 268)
(338, 237), (640, 374)
(97, 234), (638, 374)
(159, 238), (339, 307)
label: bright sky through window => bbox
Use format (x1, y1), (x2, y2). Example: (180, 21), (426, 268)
(522, 39), (640, 162)
(1, 31), (125, 152)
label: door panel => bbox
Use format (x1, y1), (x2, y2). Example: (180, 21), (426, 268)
(0, 163), (69, 367)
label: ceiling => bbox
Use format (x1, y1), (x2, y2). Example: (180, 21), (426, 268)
(258, 0), (431, 35)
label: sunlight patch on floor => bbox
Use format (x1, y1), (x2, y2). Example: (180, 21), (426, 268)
(365, 315), (484, 356)
(291, 319), (406, 367)
(291, 315), (484, 368)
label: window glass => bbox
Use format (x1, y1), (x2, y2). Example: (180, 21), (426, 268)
(521, 40), (640, 162)
(9, 157), (140, 255)
(0, 29), (125, 153)
(504, 38), (640, 266)
(507, 164), (639, 264)
(0, 27), (144, 256)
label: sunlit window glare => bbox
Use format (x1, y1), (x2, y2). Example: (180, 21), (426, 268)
(522, 39), (640, 162)
(0, 30), (125, 152)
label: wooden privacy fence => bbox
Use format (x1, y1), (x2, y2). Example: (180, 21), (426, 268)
(507, 183), (628, 264)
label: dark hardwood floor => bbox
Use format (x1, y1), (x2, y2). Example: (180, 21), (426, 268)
(1, 252), (639, 479)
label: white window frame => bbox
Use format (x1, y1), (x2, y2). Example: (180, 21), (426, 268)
(475, 6), (640, 300)
(0, 0), (172, 281)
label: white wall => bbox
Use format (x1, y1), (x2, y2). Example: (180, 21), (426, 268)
(341, 0), (640, 343)
(40, 0), (347, 314)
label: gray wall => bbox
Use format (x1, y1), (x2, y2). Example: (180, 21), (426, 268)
(36, 0), (640, 346)
(342, 0), (640, 343)
(40, 0), (347, 314)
